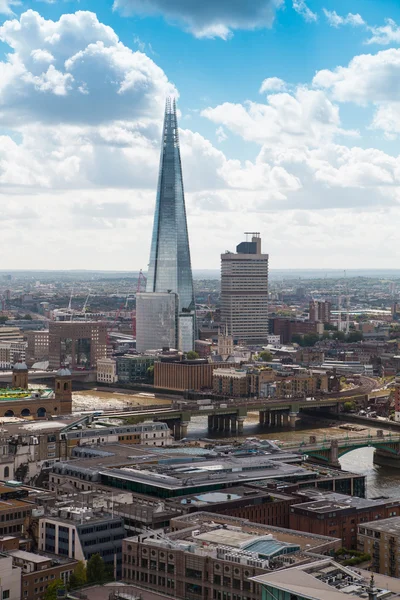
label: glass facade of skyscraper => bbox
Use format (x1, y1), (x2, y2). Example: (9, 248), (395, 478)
(137, 98), (196, 352)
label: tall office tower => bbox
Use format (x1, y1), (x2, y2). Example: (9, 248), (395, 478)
(136, 99), (196, 353)
(309, 300), (331, 324)
(221, 233), (269, 344)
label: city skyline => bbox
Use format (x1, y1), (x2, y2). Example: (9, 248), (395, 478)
(1, 1), (400, 270)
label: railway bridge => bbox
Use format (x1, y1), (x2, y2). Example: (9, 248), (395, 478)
(281, 433), (400, 468)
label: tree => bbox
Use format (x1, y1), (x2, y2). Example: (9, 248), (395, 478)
(147, 365), (154, 383)
(23, 314), (32, 320)
(346, 331), (363, 343)
(87, 553), (106, 584)
(302, 333), (320, 347)
(343, 401), (356, 413)
(69, 561), (87, 589)
(332, 331), (346, 341)
(324, 323), (337, 331)
(259, 351), (273, 362)
(0, 316), (7, 325)
(186, 351), (199, 360)
(44, 579), (65, 600)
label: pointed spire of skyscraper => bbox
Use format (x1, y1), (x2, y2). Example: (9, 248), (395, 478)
(136, 98), (196, 353)
(146, 97), (195, 313)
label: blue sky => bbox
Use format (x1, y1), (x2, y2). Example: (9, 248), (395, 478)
(1, 0), (400, 270)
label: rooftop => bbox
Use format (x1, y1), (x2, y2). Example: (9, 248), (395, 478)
(292, 491), (399, 514)
(252, 559), (400, 600)
(358, 516), (400, 534)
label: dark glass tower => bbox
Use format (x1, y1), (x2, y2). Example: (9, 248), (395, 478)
(138, 98), (195, 352)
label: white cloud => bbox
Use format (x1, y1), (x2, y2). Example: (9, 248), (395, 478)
(0, 0), (18, 16)
(323, 9), (365, 28)
(366, 18), (400, 45)
(216, 126), (227, 143)
(0, 10), (176, 126)
(313, 48), (400, 105)
(202, 87), (356, 148)
(113, 0), (283, 40)
(259, 77), (287, 93)
(292, 0), (317, 23)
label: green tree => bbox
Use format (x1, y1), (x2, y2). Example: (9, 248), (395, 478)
(302, 333), (320, 347)
(291, 334), (303, 345)
(324, 323), (337, 331)
(186, 351), (199, 360)
(87, 553), (106, 584)
(23, 314), (32, 320)
(332, 331), (346, 341)
(147, 365), (154, 383)
(346, 331), (363, 343)
(343, 401), (356, 413)
(0, 316), (7, 325)
(259, 351), (273, 362)
(44, 579), (65, 600)
(69, 560), (87, 589)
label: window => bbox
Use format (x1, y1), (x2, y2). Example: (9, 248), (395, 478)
(2, 591), (9, 600)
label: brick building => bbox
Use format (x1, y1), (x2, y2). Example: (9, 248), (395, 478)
(10, 549), (77, 600)
(154, 360), (235, 392)
(270, 318), (324, 344)
(309, 301), (331, 324)
(49, 321), (107, 369)
(289, 491), (400, 549)
(123, 512), (341, 600)
(25, 330), (49, 364)
(357, 516), (400, 576)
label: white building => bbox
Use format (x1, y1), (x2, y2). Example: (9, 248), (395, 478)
(0, 341), (27, 369)
(221, 234), (269, 344)
(97, 358), (118, 384)
(0, 554), (21, 600)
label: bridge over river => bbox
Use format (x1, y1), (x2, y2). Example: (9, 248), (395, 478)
(279, 432), (400, 468)
(98, 377), (379, 439)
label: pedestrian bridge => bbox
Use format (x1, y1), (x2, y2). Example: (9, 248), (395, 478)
(282, 433), (400, 467)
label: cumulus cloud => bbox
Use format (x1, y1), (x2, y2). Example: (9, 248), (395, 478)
(202, 87), (356, 148)
(292, 0), (317, 23)
(113, 0), (283, 39)
(0, 10), (176, 126)
(323, 9), (365, 28)
(259, 77), (287, 93)
(313, 48), (400, 105)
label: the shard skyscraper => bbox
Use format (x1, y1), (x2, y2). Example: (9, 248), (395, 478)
(136, 98), (196, 353)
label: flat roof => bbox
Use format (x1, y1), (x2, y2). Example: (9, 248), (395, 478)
(359, 516), (400, 533)
(10, 550), (49, 563)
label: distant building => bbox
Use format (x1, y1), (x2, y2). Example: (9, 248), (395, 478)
(154, 360), (235, 392)
(26, 330), (49, 363)
(49, 321), (107, 369)
(213, 368), (248, 397)
(394, 376), (400, 422)
(195, 339), (212, 358)
(309, 301), (331, 323)
(136, 292), (179, 353)
(221, 233), (269, 344)
(116, 354), (155, 384)
(97, 358), (118, 384)
(0, 342), (26, 369)
(0, 327), (23, 343)
(270, 318), (324, 344)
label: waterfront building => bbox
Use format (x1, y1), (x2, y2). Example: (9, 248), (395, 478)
(136, 98), (196, 353)
(116, 354), (155, 383)
(0, 342), (26, 370)
(49, 321), (107, 369)
(221, 233), (269, 344)
(357, 516), (400, 576)
(97, 357), (118, 384)
(154, 359), (235, 392)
